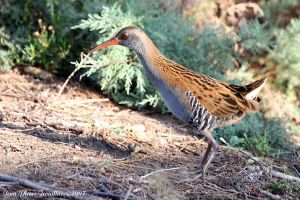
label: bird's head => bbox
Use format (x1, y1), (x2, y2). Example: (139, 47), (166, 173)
(91, 25), (147, 54)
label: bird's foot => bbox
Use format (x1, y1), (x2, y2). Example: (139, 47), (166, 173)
(195, 165), (204, 173)
(193, 165), (206, 181)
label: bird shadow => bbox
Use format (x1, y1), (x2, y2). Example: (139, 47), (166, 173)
(0, 121), (131, 159)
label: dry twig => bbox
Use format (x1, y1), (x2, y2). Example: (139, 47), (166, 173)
(140, 167), (188, 180)
(204, 182), (239, 195)
(247, 166), (300, 184)
(55, 50), (129, 100)
(55, 98), (110, 105)
(174, 143), (200, 156)
(224, 144), (300, 184)
(56, 52), (90, 99)
(261, 190), (283, 200)
(16, 153), (56, 168)
(124, 184), (133, 200)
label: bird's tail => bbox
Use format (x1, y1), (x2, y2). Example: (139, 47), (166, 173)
(244, 77), (267, 101)
(243, 77), (267, 112)
(228, 77), (267, 112)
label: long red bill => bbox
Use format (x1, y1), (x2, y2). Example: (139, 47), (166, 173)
(89, 37), (120, 54)
(80, 37), (119, 65)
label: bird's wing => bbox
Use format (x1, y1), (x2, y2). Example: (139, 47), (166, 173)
(157, 59), (261, 117)
(188, 74), (259, 117)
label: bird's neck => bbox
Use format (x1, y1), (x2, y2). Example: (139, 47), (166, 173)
(136, 52), (162, 90)
(135, 37), (191, 122)
(136, 37), (171, 79)
(134, 33), (192, 98)
(137, 53), (158, 77)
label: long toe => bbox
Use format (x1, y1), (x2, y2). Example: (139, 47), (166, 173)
(192, 165), (207, 181)
(195, 164), (204, 173)
(193, 172), (206, 181)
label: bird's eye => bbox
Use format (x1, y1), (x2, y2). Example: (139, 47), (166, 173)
(120, 33), (129, 40)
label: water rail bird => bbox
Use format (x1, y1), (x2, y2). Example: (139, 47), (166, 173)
(90, 25), (267, 178)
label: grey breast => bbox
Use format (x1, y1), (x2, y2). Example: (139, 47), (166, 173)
(137, 54), (190, 122)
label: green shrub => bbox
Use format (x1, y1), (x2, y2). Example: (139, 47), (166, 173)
(268, 179), (300, 195)
(21, 23), (69, 71)
(258, 0), (300, 102)
(0, 0), (106, 72)
(260, 0), (299, 28)
(72, 3), (149, 107)
(0, 27), (15, 72)
(216, 113), (295, 156)
(269, 19), (300, 101)
(238, 20), (273, 55)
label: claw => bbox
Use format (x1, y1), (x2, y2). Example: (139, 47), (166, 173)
(193, 169), (206, 181)
(192, 165), (206, 180)
(196, 164), (204, 173)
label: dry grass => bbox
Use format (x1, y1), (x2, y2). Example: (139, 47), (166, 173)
(0, 67), (299, 199)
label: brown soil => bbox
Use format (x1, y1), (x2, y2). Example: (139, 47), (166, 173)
(0, 67), (299, 200)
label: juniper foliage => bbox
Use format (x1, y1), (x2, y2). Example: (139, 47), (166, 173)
(238, 20), (273, 55)
(0, 28), (15, 72)
(260, 0), (300, 27)
(270, 19), (300, 101)
(216, 113), (295, 155)
(0, 0), (106, 73)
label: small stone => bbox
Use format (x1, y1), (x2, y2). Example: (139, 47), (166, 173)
(127, 177), (135, 183)
(73, 156), (80, 160)
(132, 124), (146, 132)
(94, 119), (110, 129)
(128, 143), (137, 152)
(0, 105), (4, 121)
(133, 188), (143, 193)
(128, 143), (146, 154)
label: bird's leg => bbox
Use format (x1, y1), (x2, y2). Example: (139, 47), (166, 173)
(198, 130), (219, 179)
(200, 142), (212, 167)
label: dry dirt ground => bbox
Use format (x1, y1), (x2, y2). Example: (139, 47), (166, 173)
(0, 67), (299, 200)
